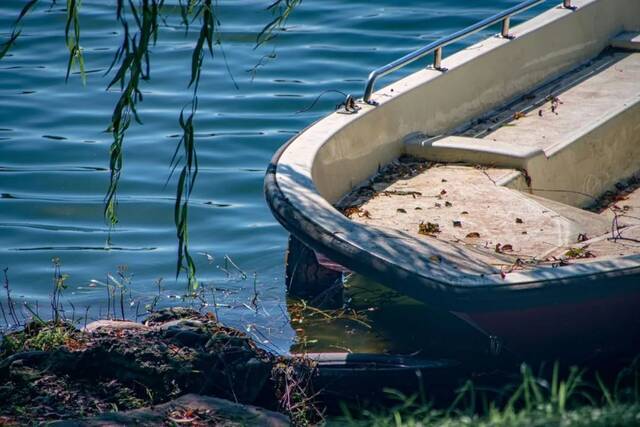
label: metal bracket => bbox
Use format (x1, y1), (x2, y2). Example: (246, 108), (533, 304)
(489, 335), (503, 356)
(337, 94), (361, 114)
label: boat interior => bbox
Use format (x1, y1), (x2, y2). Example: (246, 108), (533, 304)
(339, 38), (640, 272)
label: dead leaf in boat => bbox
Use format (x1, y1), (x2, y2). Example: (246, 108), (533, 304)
(550, 96), (562, 114)
(397, 208), (407, 214)
(514, 111), (526, 120)
(343, 206), (361, 217)
(565, 247), (596, 259)
(453, 220), (462, 228)
(465, 232), (480, 238)
(418, 221), (440, 236)
(495, 243), (514, 253)
(343, 206), (371, 219)
(383, 190), (422, 197)
(515, 218), (523, 224)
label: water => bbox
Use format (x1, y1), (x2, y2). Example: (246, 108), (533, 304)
(0, 0), (546, 354)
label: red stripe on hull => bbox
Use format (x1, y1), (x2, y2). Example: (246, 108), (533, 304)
(456, 292), (640, 357)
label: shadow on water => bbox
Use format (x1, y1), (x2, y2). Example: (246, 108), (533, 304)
(289, 274), (490, 360)
(284, 267), (640, 410)
(286, 272), (511, 408)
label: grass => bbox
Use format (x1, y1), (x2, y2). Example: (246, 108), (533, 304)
(337, 362), (640, 427)
(353, 403), (640, 427)
(0, 320), (81, 358)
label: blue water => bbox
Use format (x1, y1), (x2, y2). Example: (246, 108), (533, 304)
(0, 0), (546, 353)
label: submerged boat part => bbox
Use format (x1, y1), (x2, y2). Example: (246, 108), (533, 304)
(285, 235), (344, 308)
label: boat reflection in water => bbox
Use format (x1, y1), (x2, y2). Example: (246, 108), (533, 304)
(287, 274), (488, 360)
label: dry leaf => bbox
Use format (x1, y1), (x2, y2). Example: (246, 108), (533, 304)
(418, 221), (441, 236)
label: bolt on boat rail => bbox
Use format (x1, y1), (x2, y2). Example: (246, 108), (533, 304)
(362, 0), (575, 104)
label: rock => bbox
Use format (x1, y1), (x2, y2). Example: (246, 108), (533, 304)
(144, 308), (204, 326)
(50, 393), (289, 427)
(163, 327), (208, 347)
(83, 320), (148, 333)
(155, 318), (205, 330)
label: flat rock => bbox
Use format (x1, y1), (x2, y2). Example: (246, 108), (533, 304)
(50, 393), (289, 427)
(144, 307), (206, 326)
(83, 320), (148, 333)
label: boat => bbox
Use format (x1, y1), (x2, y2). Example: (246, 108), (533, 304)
(265, 0), (640, 358)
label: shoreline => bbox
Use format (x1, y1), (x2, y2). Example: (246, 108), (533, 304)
(0, 307), (318, 426)
(3, 306), (640, 426)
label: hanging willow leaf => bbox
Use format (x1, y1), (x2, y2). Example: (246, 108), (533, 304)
(0, 0), (41, 60)
(256, 0), (302, 47)
(104, 0), (161, 238)
(0, 30), (21, 61)
(174, 107), (199, 290)
(64, 0), (86, 84)
(18, 0), (40, 24)
(172, 0), (216, 292)
(1, 0), (301, 292)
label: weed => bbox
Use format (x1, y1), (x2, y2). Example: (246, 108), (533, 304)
(418, 221), (441, 236)
(565, 247), (596, 259)
(344, 360), (640, 427)
(51, 257), (68, 324)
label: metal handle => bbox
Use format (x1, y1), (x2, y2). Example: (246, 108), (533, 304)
(362, 0), (547, 104)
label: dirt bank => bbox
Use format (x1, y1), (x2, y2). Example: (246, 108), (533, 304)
(0, 308), (317, 426)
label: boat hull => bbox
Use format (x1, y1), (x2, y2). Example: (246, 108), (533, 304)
(264, 0), (640, 359)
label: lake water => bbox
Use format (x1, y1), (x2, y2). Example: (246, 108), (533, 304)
(0, 0), (547, 354)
